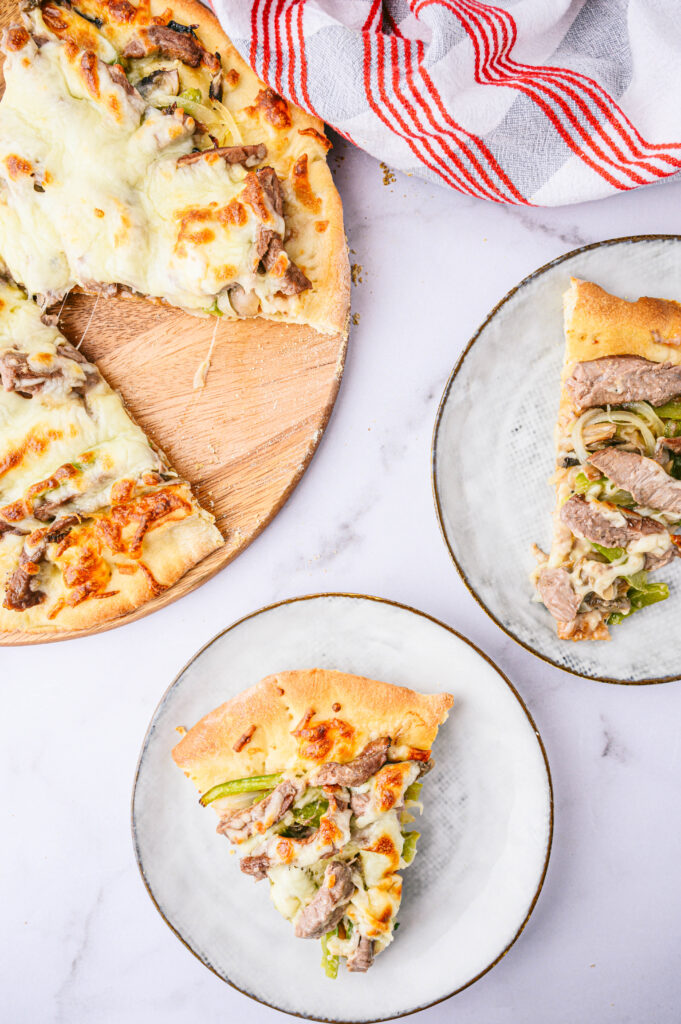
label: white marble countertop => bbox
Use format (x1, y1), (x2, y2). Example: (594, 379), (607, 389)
(5, 137), (681, 1024)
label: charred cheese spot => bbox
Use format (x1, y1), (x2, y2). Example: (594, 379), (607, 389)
(174, 207), (219, 254)
(315, 220), (329, 233)
(217, 200), (248, 228)
(104, 0), (138, 23)
(58, 537), (111, 602)
(0, 429), (63, 481)
(109, 478), (136, 504)
(298, 127), (332, 152)
(95, 486), (192, 558)
(406, 747), (430, 762)
(225, 68), (240, 88)
(374, 764), (410, 813)
(4, 155), (33, 180)
(80, 51), (100, 96)
(41, 4), (70, 34)
(292, 708), (355, 762)
(291, 154), (321, 213)
(251, 87), (292, 129)
(6, 26), (30, 51)
(94, 208), (105, 218)
(365, 834), (400, 873)
(274, 838), (294, 863)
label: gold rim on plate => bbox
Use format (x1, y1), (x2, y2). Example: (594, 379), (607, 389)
(432, 234), (681, 687)
(130, 591), (554, 1023)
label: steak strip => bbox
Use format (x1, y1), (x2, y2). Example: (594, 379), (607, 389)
(123, 24), (219, 70)
(0, 344), (99, 398)
(293, 860), (355, 939)
(561, 494), (666, 548)
(346, 936), (375, 973)
(177, 143), (267, 168)
(313, 737), (390, 788)
(2, 515), (78, 612)
(217, 778), (299, 843)
(566, 356), (681, 412)
(589, 448), (681, 516)
(536, 567), (582, 623)
(239, 854), (269, 880)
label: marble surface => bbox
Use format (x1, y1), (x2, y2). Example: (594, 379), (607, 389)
(4, 136), (681, 1024)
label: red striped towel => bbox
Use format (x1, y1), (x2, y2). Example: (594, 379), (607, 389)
(211, 0), (681, 206)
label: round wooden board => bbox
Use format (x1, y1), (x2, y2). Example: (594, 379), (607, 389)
(0, 0), (348, 645)
(1, 294), (347, 645)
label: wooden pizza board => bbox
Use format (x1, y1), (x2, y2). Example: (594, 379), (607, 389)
(0, 3), (348, 644)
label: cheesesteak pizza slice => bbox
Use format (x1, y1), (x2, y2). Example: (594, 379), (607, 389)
(0, 278), (222, 631)
(0, 0), (348, 334)
(173, 669), (453, 975)
(533, 278), (681, 640)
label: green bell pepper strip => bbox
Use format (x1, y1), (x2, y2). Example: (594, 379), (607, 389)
(401, 831), (420, 865)
(321, 929), (339, 979)
(178, 87), (202, 105)
(199, 772), (282, 807)
(654, 400), (681, 419)
(608, 580), (669, 626)
(574, 471), (603, 494)
(404, 781), (423, 802)
(278, 799), (329, 837)
(592, 542), (625, 562)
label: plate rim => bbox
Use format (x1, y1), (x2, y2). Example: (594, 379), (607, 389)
(130, 591), (554, 1023)
(432, 233), (681, 686)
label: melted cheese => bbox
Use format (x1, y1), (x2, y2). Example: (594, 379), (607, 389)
(0, 26), (286, 314)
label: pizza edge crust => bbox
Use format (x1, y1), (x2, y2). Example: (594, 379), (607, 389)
(172, 668), (454, 793)
(148, 0), (351, 339)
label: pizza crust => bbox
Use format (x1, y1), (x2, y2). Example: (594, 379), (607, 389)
(172, 668), (454, 795)
(157, 0), (350, 337)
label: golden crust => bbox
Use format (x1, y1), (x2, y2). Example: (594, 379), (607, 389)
(172, 668), (453, 796)
(149, 0), (350, 337)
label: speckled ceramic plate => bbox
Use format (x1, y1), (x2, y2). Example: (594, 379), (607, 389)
(433, 235), (681, 685)
(132, 594), (552, 1022)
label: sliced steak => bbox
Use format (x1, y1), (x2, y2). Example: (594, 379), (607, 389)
(255, 166), (283, 216)
(313, 737), (390, 788)
(2, 515), (78, 612)
(217, 778), (300, 843)
(655, 435), (681, 465)
(239, 854), (270, 880)
(177, 143), (266, 168)
(566, 356), (681, 411)
(346, 936), (375, 973)
(349, 791), (371, 818)
(259, 233), (312, 296)
(589, 448), (681, 515)
(123, 24), (219, 70)
(293, 860), (354, 939)
(0, 345), (99, 398)
(561, 494), (664, 548)
(536, 567), (582, 623)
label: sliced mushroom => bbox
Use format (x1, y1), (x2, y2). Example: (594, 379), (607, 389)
(225, 284), (260, 317)
(209, 70), (223, 102)
(137, 67), (180, 103)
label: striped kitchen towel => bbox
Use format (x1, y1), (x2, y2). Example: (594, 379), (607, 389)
(211, 0), (681, 206)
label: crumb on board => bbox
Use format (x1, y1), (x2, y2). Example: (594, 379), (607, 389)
(175, 726), (187, 736)
(351, 264), (364, 285)
(351, 312), (361, 326)
(380, 162), (396, 186)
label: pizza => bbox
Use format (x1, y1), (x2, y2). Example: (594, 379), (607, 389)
(172, 668), (453, 975)
(533, 278), (681, 640)
(0, 0), (349, 335)
(0, 278), (222, 631)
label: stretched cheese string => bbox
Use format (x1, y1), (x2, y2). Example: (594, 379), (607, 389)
(76, 292), (100, 350)
(193, 315), (220, 389)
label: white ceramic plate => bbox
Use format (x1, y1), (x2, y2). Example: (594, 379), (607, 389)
(433, 235), (681, 684)
(132, 594), (552, 1022)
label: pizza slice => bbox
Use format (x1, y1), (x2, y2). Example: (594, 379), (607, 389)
(0, 278), (222, 631)
(172, 669), (453, 975)
(0, 0), (348, 335)
(533, 278), (681, 640)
